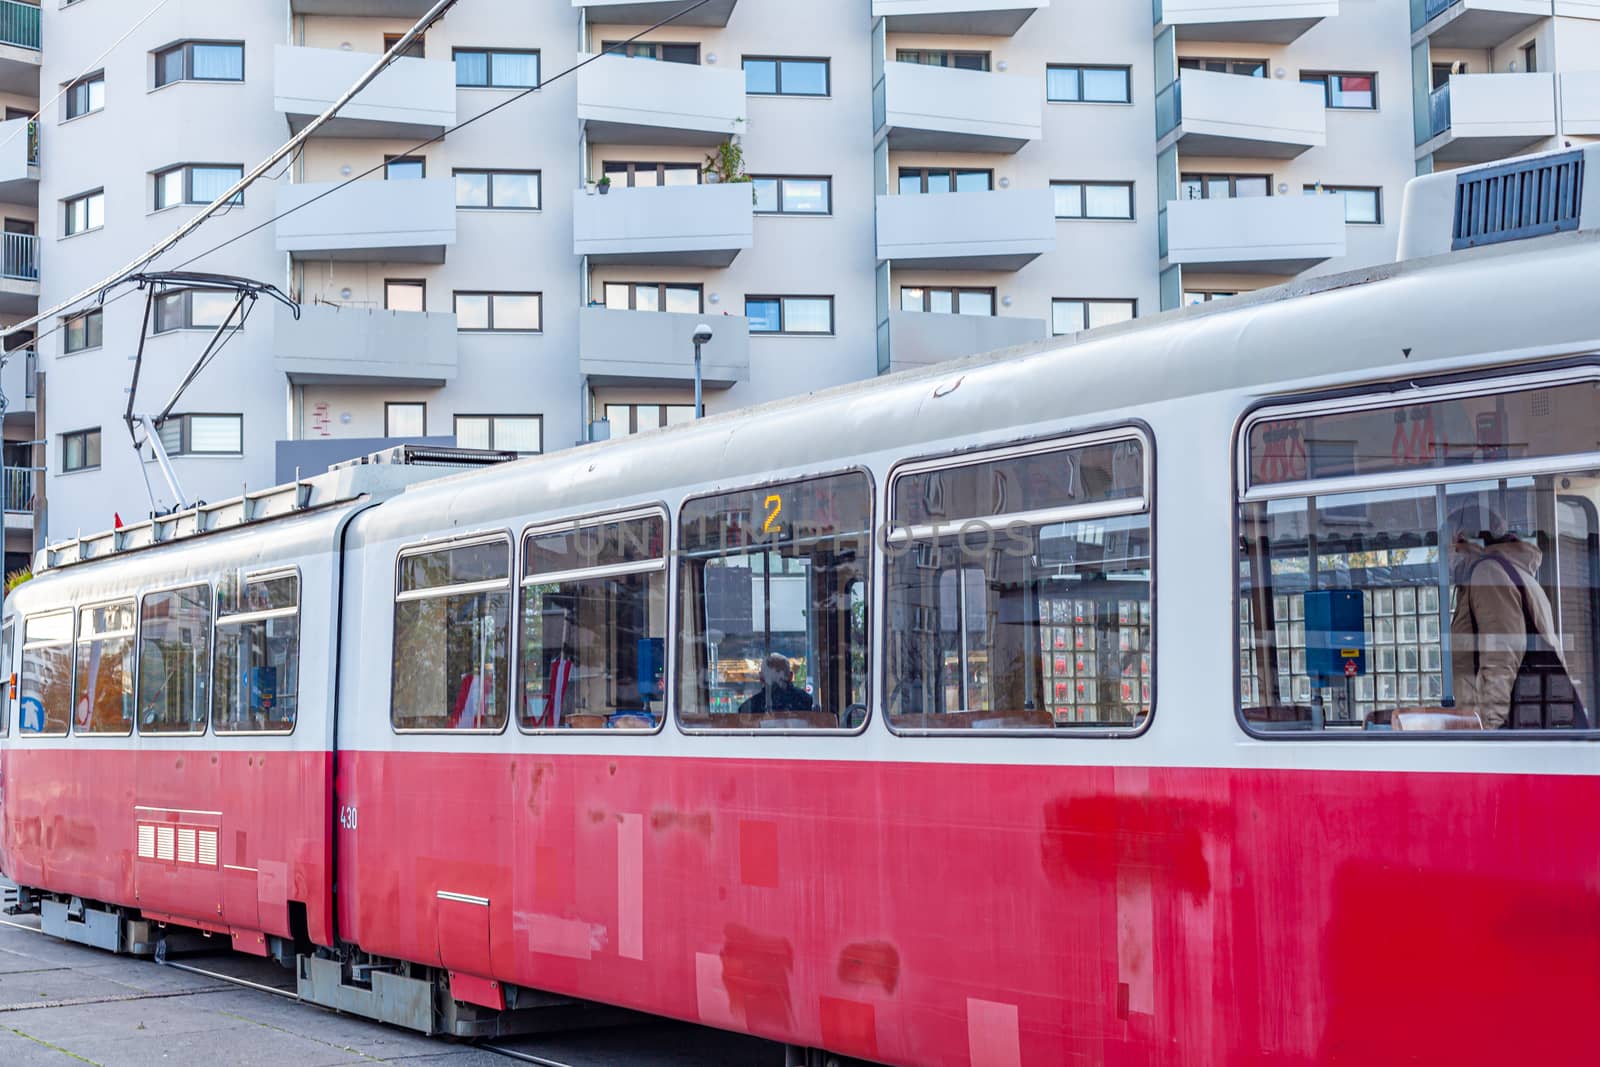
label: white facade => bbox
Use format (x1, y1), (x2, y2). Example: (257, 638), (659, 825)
(16, 0), (1600, 542)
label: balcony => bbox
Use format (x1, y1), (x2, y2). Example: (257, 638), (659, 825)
(579, 307), (749, 388)
(289, 0), (434, 12)
(1411, 0), (1549, 47)
(1155, 0), (1336, 43)
(3, 467), (32, 524)
(1562, 71), (1600, 136)
(0, 116), (36, 202)
(577, 54), (746, 146)
(876, 188), (1055, 269)
(574, 0), (740, 25)
(885, 310), (1045, 374)
(573, 183), (753, 267)
(1, 346), (33, 414)
(871, 0), (1047, 34)
(1164, 194), (1345, 273)
(1157, 69), (1325, 158)
(272, 302), (457, 387)
(274, 46), (455, 140)
(275, 178), (455, 263)
(1421, 74), (1554, 164)
(0, 231), (36, 313)
(879, 61), (1041, 153)
(0, 1), (38, 96)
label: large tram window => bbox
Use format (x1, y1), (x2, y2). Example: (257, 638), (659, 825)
(520, 512), (666, 731)
(1239, 379), (1600, 733)
(138, 584), (211, 734)
(391, 537), (510, 731)
(678, 472), (871, 730)
(213, 573), (299, 733)
(19, 610), (71, 735)
(74, 600), (135, 734)
(885, 434), (1151, 732)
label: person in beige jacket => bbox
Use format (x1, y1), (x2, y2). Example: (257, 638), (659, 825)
(1448, 504), (1563, 729)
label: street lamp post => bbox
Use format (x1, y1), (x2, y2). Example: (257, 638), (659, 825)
(691, 322), (712, 419)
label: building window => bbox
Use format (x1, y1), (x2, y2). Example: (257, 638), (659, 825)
(900, 286), (994, 316)
(65, 72), (104, 119)
(455, 414), (542, 453)
(154, 164), (243, 210)
(746, 295), (833, 334)
(385, 403), (426, 438)
(154, 41), (245, 88)
(454, 291), (542, 331)
(64, 189), (104, 235)
(383, 32), (424, 59)
(603, 40), (699, 64)
(1180, 57), (1265, 78)
(604, 403), (694, 436)
(751, 175), (831, 215)
(454, 49), (539, 88)
(1052, 298), (1136, 335)
(385, 279), (425, 312)
(62, 428), (100, 472)
(155, 414), (243, 455)
(603, 282), (701, 313)
(454, 169), (541, 209)
(602, 161), (700, 188)
(1046, 64), (1131, 103)
(898, 168), (992, 194)
(1522, 41), (1537, 74)
(1300, 71), (1376, 110)
(1052, 180), (1134, 219)
(385, 155), (425, 180)
(896, 49), (989, 71)
(1305, 184), (1382, 224)
(63, 308), (103, 353)
(1184, 290), (1236, 305)
(743, 56), (829, 96)
(1181, 173), (1270, 199)
(153, 289), (235, 333)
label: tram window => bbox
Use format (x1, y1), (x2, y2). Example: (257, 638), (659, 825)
(885, 434), (1151, 732)
(678, 472), (871, 730)
(1238, 379), (1600, 733)
(520, 512), (666, 731)
(74, 600), (135, 734)
(392, 537), (510, 731)
(0, 618), (11, 734)
(138, 585), (211, 734)
(19, 610), (72, 736)
(213, 573), (299, 734)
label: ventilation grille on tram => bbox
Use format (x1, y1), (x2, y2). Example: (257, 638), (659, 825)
(1451, 150), (1584, 251)
(329, 444), (519, 471)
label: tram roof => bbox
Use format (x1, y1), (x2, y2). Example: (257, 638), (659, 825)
(356, 226), (1600, 544)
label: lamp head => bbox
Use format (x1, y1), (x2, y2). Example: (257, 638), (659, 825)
(691, 323), (713, 345)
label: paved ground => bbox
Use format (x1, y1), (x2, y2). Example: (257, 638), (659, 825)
(0, 912), (783, 1066)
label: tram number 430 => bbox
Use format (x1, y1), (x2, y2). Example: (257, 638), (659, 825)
(339, 805), (358, 831)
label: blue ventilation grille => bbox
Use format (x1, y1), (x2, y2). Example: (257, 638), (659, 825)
(1452, 151), (1584, 251)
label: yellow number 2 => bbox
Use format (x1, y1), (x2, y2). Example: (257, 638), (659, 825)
(762, 494), (782, 535)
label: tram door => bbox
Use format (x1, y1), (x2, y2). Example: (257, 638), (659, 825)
(131, 584), (224, 925)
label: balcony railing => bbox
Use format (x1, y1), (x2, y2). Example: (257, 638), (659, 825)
(3, 467), (33, 513)
(1431, 80), (1452, 137)
(2, 232), (35, 281)
(0, 1), (39, 51)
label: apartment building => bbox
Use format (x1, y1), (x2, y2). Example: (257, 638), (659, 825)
(10, 0), (1597, 546)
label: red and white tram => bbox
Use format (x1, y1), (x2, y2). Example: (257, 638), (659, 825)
(3, 150), (1600, 1065)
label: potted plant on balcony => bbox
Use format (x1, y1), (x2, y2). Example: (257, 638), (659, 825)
(597, 175), (612, 196)
(703, 140), (751, 192)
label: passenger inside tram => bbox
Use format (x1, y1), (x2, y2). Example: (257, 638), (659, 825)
(1238, 381), (1598, 732)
